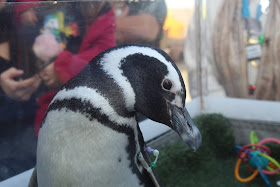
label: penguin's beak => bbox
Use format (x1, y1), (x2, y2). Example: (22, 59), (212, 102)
(170, 105), (202, 151)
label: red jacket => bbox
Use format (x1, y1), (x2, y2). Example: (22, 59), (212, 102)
(34, 8), (116, 135)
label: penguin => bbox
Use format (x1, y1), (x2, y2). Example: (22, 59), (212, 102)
(32, 45), (202, 187)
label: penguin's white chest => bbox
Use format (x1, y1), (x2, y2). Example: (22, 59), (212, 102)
(37, 108), (143, 187)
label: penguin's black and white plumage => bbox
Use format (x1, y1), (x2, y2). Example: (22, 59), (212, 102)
(34, 45), (201, 187)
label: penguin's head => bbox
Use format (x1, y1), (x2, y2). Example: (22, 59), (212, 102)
(100, 45), (201, 151)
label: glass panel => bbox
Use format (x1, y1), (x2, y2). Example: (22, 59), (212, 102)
(0, 0), (278, 185)
(0, 0), (172, 180)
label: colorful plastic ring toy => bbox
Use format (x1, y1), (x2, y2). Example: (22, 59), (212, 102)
(235, 158), (259, 183)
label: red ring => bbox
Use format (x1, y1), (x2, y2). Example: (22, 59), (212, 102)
(238, 144), (271, 159)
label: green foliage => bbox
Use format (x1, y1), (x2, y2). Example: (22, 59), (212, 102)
(193, 113), (236, 158)
(156, 114), (279, 187)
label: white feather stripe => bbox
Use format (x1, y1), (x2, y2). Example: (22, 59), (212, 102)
(101, 46), (182, 110)
(38, 109), (143, 187)
(51, 86), (135, 126)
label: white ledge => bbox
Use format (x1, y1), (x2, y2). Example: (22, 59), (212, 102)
(201, 96), (280, 123)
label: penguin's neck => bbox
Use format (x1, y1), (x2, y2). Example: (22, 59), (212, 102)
(50, 62), (147, 154)
(49, 84), (145, 155)
(51, 85), (135, 124)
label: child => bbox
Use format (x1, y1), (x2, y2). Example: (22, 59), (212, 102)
(31, 2), (116, 135)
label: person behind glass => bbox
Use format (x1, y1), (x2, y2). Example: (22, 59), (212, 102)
(114, 0), (167, 47)
(113, 0), (166, 122)
(0, 1), (40, 102)
(29, 1), (116, 136)
(0, 0), (41, 181)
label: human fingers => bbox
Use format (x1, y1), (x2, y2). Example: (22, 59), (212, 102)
(0, 68), (24, 94)
(22, 75), (42, 93)
(13, 89), (31, 101)
(40, 63), (60, 87)
(20, 94), (32, 101)
(18, 86), (38, 101)
(44, 78), (57, 87)
(17, 75), (40, 89)
(1, 67), (23, 80)
(12, 77), (41, 101)
(39, 70), (47, 81)
(1, 83), (29, 101)
(39, 63), (54, 80)
(0, 68), (39, 101)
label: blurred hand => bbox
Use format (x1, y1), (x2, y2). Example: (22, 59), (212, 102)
(0, 67), (41, 101)
(39, 62), (61, 88)
(20, 9), (38, 25)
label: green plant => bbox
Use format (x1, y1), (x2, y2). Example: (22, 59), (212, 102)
(155, 114), (279, 187)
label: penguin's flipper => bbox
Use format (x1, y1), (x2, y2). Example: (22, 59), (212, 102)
(28, 166), (38, 187)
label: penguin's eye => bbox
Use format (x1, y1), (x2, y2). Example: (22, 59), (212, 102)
(162, 79), (173, 91)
